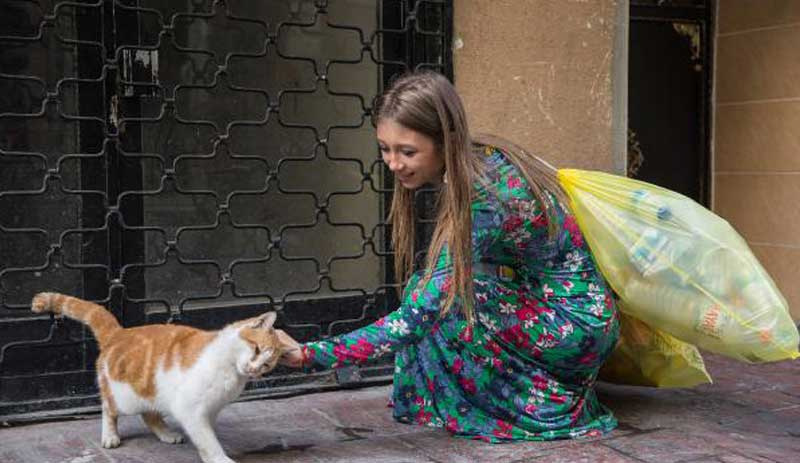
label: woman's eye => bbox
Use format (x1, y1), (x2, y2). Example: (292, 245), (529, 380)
(401, 151), (416, 157)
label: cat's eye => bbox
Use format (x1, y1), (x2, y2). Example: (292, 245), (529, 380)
(253, 346), (261, 356)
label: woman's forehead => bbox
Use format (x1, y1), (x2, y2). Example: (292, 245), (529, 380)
(377, 120), (433, 145)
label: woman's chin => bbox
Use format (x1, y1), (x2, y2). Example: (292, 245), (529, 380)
(398, 176), (419, 189)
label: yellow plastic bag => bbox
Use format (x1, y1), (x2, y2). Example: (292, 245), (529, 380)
(558, 169), (799, 363)
(600, 309), (712, 387)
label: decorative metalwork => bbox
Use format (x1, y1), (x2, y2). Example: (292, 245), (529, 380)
(0, 0), (452, 420)
(627, 128), (645, 178)
(673, 22), (702, 70)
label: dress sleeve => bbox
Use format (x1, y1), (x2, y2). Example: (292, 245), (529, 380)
(301, 264), (452, 370)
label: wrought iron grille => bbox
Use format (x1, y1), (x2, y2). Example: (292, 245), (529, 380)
(0, 0), (452, 420)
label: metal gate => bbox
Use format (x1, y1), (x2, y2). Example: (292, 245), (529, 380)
(0, 0), (452, 421)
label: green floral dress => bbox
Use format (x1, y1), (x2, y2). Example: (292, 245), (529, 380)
(302, 147), (620, 442)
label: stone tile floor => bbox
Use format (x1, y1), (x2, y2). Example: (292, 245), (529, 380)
(2, 354), (798, 463)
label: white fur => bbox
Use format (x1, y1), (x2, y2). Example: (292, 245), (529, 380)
(100, 325), (263, 463)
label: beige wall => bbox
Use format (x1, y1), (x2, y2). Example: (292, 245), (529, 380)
(714, 1), (800, 320)
(453, 0), (627, 173)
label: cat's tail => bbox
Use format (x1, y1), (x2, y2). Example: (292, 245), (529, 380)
(31, 292), (121, 346)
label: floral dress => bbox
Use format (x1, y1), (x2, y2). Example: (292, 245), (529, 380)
(302, 147), (620, 442)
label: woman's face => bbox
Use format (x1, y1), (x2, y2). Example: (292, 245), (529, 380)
(377, 119), (444, 190)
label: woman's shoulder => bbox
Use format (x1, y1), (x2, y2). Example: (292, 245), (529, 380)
(475, 144), (508, 172)
(473, 145), (534, 203)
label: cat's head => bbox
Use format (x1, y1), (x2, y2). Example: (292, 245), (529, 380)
(235, 312), (288, 378)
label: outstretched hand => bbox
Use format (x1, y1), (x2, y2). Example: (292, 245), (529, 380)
(275, 329), (305, 368)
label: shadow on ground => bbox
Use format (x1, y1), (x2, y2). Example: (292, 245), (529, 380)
(2, 354), (798, 463)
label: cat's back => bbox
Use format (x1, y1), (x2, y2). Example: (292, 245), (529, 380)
(99, 323), (217, 399)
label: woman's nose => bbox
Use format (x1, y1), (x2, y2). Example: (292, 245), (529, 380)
(384, 153), (402, 172)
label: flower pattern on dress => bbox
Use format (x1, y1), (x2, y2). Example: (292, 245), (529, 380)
(302, 147), (619, 442)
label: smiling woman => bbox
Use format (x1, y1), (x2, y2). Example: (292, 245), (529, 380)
(377, 119), (445, 189)
(278, 71), (621, 443)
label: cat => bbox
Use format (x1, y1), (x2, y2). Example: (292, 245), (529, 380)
(31, 292), (291, 463)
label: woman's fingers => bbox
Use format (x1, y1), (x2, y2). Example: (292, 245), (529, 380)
(275, 329), (300, 348)
(275, 329), (304, 367)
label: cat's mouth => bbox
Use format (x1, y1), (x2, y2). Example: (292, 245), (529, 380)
(245, 367), (264, 378)
(246, 363), (278, 378)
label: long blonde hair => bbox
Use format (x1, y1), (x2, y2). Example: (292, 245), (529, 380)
(374, 71), (565, 324)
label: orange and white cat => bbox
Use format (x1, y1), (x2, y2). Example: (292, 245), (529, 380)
(31, 292), (291, 463)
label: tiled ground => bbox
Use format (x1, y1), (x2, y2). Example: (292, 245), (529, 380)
(2, 354), (798, 463)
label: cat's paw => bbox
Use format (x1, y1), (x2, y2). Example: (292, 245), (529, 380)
(101, 434), (121, 448)
(158, 432), (185, 444)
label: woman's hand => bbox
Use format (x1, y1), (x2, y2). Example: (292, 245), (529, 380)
(275, 329), (305, 368)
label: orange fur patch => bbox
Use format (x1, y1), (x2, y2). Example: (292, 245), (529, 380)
(100, 325), (216, 400)
(32, 293), (121, 347)
(97, 369), (117, 417)
(240, 327), (282, 354)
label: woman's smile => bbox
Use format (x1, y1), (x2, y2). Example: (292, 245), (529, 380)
(377, 119), (444, 189)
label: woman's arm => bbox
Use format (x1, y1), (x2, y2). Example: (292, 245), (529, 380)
(299, 266), (452, 370)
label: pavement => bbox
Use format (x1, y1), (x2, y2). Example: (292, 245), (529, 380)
(1, 353), (799, 463)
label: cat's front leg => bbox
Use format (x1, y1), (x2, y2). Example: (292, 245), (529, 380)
(142, 412), (184, 444)
(177, 413), (235, 463)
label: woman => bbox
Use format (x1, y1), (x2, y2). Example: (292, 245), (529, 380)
(279, 71), (619, 442)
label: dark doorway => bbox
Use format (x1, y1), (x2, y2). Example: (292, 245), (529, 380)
(628, 0), (714, 206)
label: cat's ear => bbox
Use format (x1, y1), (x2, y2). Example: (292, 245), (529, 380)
(250, 311), (277, 330)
